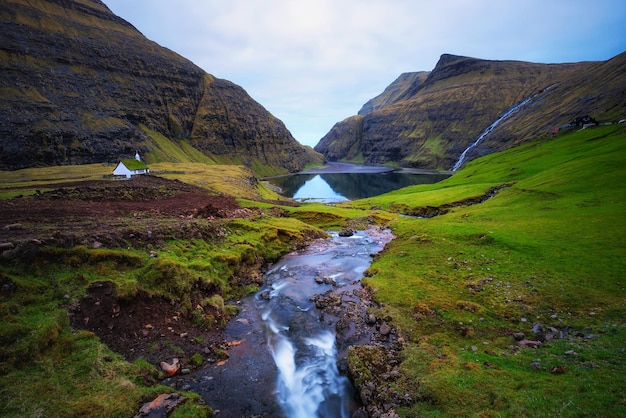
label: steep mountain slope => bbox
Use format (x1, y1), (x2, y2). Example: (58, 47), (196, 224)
(315, 52), (626, 170)
(0, 0), (322, 174)
(358, 72), (430, 115)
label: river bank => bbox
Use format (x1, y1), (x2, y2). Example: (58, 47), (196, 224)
(299, 162), (449, 176)
(163, 226), (403, 417)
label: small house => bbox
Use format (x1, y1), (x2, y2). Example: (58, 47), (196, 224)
(113, 152), (149, 178)
(570, 115), (597, 129)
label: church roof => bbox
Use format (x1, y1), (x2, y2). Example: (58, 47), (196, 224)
(120, 159), (148, 170)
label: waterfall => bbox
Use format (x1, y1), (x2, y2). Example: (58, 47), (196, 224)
(269, 329), (351, 418)
(451, 85), (557, 171)
(451, 96), (532, 171)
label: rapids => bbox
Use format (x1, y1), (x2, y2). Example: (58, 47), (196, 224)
(178, 227), (394, 417)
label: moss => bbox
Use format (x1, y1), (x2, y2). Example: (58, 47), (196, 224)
(189, 353), (203, 368)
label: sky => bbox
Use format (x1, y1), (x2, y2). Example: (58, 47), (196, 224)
(104, 0), (626, 148)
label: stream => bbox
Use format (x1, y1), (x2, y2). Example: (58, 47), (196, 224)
(176, 227), (394, 417)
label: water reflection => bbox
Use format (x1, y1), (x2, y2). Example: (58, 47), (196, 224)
(293, 175), (349, 203)
(269, 169), (450, 203)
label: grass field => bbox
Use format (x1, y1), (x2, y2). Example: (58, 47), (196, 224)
(0, 162), (282, 201)
(346, 124), (626, 416)
(0, 125), (624, 416)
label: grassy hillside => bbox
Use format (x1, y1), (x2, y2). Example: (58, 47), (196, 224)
(0, 0), (323, 174)
(315, 52), (626, 171)
(0, 125), (624, 416)
(343, 124), (626, 416)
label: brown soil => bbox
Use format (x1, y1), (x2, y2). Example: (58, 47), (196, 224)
(67, 281), (229, 372)
(0, 175), (407, 415)
(0, 175), (274, 370)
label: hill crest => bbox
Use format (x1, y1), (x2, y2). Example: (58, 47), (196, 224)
(315, 52), (626, 170)
(0, 0), (322, 174)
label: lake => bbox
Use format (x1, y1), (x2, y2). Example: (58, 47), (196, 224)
(266, 162), (450, 203)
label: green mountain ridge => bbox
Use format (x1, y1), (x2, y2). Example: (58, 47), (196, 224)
(315, 52), (626, 170)
(0, 0), (323, 175)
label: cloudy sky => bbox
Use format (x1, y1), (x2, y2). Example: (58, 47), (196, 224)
(104, 0), (626, 147)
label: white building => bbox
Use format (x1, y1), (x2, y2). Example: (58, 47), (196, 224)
(112, 152), (149, 178)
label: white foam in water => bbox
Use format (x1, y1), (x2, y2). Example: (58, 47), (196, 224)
(254, 228), (395, 417)
(260, 290), (351, 417)
(270, 281), (288, 298)
(271, 331), (350, 418)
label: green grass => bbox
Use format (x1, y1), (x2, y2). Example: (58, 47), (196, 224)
(348, 124), (626, 416)
(0, 212), (324, 416)
(140, 124), (216, 165)
(1, 124), (624, 416)
(0, 162), (285, 201)
(0, 163), (112, 190)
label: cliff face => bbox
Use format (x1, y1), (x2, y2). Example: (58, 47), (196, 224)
(315, 53), (626, 170)
(0, 0), (322, 173)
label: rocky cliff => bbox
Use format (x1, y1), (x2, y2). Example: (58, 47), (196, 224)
(315, 52), (626, 170)
(0, 0), (322, 174)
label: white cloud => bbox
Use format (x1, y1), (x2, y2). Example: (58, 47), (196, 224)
(105, 0), (626, 147)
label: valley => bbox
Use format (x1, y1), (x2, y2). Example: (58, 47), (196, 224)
(1, 125), (624, 417)
(0, 0), (624, 417)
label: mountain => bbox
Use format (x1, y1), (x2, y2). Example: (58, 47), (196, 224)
(315, 52), (626, 170)
(0, 0), (322, 174)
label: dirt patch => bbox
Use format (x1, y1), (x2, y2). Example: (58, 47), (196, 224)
(391, 183), (511, 218)
(0, 175), (252, 247)
(0, 175), (271, 371)
(67, 281), (228, 370)
(0, 175), (241, 223)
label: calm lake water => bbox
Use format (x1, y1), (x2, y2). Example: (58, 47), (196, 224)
(267, 163), (450, 203)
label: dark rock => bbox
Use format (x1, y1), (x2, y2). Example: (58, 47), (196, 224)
(512, 332), (525, 341)
(379, 323), (391, 336)
(0, 273), (18, 298)
(339, 228), (355, 237)
(311, 292), (342, 309)
(352, 408), (369, 418)
(516, 339), (542, 348)
(546, 326), (560, 341)
(531, 323), (544, 334)
(550, 365), (568, 375)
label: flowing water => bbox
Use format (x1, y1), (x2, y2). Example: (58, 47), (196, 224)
(451, 84), (559, 171)
(451, 95), (534, 171)
(181, 227), (394, 417)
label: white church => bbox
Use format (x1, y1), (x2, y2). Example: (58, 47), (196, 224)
(112, 152), (149, 178)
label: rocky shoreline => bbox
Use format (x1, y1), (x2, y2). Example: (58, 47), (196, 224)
(151, 226), (406, 417)
(313, 283), (407, 418)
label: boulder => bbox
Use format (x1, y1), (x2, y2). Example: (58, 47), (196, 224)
(516, 339), (542, 348)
